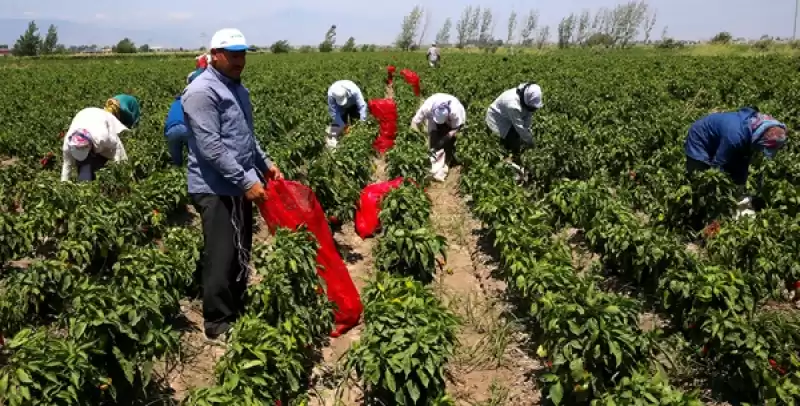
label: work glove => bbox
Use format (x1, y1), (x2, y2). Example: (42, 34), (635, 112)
(245, 182), (267, 204)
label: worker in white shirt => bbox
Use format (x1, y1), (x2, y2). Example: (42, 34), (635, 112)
(427, 44), (440, 68)
(61, 94), (141, 182)
(410, 93), (466, 182)
(326, 80), (368, 147)
(485, 83), (543, 180)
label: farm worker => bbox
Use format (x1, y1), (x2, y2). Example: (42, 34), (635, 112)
(60, 94), (141, 182)
(427, 44), (440, 68)
(326, 80), (367, 148)
(684, 107), (787, 218)
(196, 53), (211, 69)
(486, 83), (543, 179)
(163, 68), (205, 166)
(410, 93), (466, 182)
(182, 28), (283, 343)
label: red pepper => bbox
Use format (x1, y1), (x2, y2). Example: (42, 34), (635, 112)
(793, 281), (800, 289)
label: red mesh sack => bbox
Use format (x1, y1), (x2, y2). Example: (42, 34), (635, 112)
(354, 177), (406, 239)
(386, 65), (396, 85)
(258, 180), (362, 337)
(368, 98), (399, 153)
(400, 68), (421, 97)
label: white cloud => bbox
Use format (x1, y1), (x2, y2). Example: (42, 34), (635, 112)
(95, 13), (107, 19)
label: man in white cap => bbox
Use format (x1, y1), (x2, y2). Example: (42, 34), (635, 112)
(486, 83), (543, 179)
(410, 93), (466, 181)
(181, 28), (283, 344)
(326, 80), (367, 147)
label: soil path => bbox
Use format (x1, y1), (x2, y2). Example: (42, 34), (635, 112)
(427, 167), (542, 405)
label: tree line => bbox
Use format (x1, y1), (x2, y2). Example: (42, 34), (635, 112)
(395, 1), (666, 51)
(10, 21), (160, 57)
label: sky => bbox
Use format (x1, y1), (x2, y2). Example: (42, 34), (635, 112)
(0, 0), (797, 48)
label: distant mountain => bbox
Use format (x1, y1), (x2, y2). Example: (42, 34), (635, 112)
(0, 18), (202, 48)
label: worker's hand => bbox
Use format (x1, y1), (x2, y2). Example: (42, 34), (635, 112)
(344, 125), (351, 135)
(447, 129), (457, 138)
(245, 182), (267, 204)
(267, 164), (283, 180)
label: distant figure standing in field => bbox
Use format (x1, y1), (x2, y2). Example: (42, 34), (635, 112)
(411, 93), (466, 182)
(60, 94), (141, 182)
(486, 83), (543, 178)
(684, 107), (787, 217)
(427, 44), (440, 68)
(182, 28), (283, 344)
(163, 68), (205, 166)
(326, 80), (368, 148)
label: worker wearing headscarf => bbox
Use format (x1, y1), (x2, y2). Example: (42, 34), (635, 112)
(164, 68), (204, 165)
(685, 107), (788, 218)
(196, 53), (211, 69)
(411, 93), (466, 182)
(486, 83), (544, 155)
(685, 108), (787, 185)
(61, 94), (141, 181)
(327, 80), (367, 130)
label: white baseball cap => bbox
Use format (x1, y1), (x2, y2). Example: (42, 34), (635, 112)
(523, 84), (543, 109)
(432, 103), (450, 124)
(330, 84), (348, 106)
(210, 28), (248, 51)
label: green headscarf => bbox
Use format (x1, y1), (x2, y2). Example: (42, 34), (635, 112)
(105, 94), (141, 128)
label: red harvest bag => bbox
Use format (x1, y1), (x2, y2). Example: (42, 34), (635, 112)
(258, 180), (362, 337)
(400, 69), (421, 97)
(368, 98), (398, 153)
(354, 177), (406, 239)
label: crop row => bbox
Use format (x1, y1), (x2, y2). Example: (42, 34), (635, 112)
(343, 128), (458, 405)
(457, 130), (702, 404)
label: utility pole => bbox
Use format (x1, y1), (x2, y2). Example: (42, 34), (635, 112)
(794, 0), (799, 40)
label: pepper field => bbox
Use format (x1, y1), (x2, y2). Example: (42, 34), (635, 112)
(1, 51), (800, 405)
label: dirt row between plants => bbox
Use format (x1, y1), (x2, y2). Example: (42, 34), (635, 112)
(427, 167), (541, 405)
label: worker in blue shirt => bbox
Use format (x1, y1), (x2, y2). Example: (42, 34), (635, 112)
(327, 80), (367, 138)
(163, 68), (205, 166)
(685, 107), (788, 218)
(684, 107), (788, 186)
(182, 28), (282, 343)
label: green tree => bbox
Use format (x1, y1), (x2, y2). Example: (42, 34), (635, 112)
(138, 44), (150, 52)
(341, 36), (357, 52)
(40, 24), (58, 54)
(319, 25), (336, 52)
(113, 38), (137, 53)
(711, 31), (732, 44)
(269, 40), (291, 53)
(12, 21), (41, 56)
